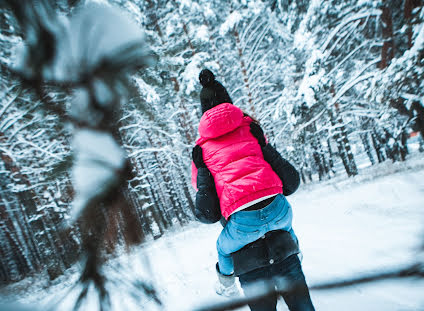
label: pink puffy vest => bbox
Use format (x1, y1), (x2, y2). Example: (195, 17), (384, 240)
(191, 103), (283, 219)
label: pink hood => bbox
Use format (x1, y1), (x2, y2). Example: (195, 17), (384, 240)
(192, 103), (283, 219)
(198, 103), (244, 138)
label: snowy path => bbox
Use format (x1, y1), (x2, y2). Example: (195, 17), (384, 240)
(142, 166), (424, 311)
(2, 163), (424, 311)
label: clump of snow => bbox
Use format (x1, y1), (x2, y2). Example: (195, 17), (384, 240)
(181, 52), (209, 95)
(70, 129), (126, 222)
(219, 11), (242, 36)
(67, 2), (146, 74)
(202, 61), (220, 74)
(310, 0), (322, 9)
(293, 29), (312, 50)
(195, 25), (209, 43)
(247, 0), (263, 15)
(203, 4), (215, 19)
(69, 88), (103, 127)
(297, 49), (326, 107)
(134, 77), (160, 104)
(177, 0), (201, 15)
(410, 21), (424, 55)
(11, 1), (149, 90)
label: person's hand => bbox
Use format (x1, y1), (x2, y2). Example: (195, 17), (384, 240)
(250, 122), (266, 147)
(192, 145), (206, 168)
(215, 263), (240, 297)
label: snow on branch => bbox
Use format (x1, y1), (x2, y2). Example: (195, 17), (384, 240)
(239, 14), (262, 44)
(327, 40), (371, 76)
(321, 10), (381, 52)
(329, 71), (376, 108)
(293, 58), (379, 138)
(0, 87), (22, 119)
(1, 0), (158, 309)
(219, 11), (242, 36)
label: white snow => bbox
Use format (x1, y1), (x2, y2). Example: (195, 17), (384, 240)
(134, 77), (160, 104)
(195, 25), (210, 43)
(219, 11), (242, 36)
(1, 157), (424, 310)
(410, 22), (424, 56)
(181, 52), (209, 95)
(203, 4), (215, 19)
(321, 10), (381, 52)
(143, 158), (424, 311)
(65, 2), (147, 81)
(70, 129), (126, 222)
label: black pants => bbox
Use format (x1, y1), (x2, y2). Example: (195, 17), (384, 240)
(238, 254), (315, 311)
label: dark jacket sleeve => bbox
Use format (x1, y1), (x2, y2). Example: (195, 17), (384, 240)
(194, 167), (221, 224)
(261, 144), (300, 196)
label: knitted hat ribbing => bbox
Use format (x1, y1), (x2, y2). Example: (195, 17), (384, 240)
(199, 69), (232, 114)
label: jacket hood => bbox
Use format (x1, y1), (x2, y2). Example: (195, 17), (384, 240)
(198, 103), (243, 139)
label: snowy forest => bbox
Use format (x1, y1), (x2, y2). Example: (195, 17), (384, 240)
(0, 0), (423, 310)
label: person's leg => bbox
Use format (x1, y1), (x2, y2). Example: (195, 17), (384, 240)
(238, 266), (277, 311)
(271, 255), (315, 311)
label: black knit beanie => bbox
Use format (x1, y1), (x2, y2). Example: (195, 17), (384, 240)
(199, 69), (232, 114)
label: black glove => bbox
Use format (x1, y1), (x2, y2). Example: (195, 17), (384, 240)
(250, 122), (266, 147)
(192, 145), (206, 168)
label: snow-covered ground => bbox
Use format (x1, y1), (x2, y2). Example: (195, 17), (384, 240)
(141, 156), (424, 311)
(1, 156), (424, 311)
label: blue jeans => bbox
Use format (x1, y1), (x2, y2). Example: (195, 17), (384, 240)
(239, 254), (315, 311)
(216, 194), (297, 275)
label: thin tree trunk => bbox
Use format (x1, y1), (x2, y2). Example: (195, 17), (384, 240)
(404, 0), (422, 48)
(329, 107), (358, 177)
(371, 129), (386, 163)
(380, 2), (395, 69)
(233, 27), (255, 114)
(329, 86), (358, 176)
(360, 132), (376, 165)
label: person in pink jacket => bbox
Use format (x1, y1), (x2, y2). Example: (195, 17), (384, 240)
(191, 69), (315, 311)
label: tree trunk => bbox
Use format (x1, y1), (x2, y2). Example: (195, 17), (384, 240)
(326, 138), (336, 174)
(360, 132), (376, 166)
(404, 0), (422, 48)
(233, 27), (255, 114)
(380, 2), (395, 69)
(371, 130), (386, 163)
(311, 136), (330, 181)
(329, 107), (358, 177)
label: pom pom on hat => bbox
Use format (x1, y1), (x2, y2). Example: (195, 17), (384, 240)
(199, 69), (233, 114)
(199, 69), (215, 87)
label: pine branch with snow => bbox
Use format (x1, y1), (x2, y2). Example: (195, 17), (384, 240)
(0, 1), (159, 310)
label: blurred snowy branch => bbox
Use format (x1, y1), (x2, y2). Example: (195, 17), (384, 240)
(0, 0), (158, 309)
(1, 0), (152, 224)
